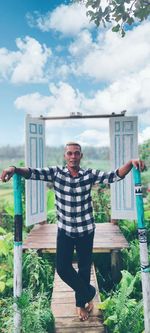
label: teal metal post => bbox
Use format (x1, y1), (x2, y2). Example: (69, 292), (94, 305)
(13, 174), (23, 333)
(133, 167), (150, 333)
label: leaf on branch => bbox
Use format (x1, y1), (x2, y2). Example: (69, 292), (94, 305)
(86, 9), (94, 17)
(121, 28), (126, 37)
(127, 17), (134, 25)
(105, 14), (111, 22)
(115, 14), (122, 22)
(112, 23), (120, 32)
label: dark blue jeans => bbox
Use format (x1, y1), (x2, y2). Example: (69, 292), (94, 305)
(56, 229), (96, 307)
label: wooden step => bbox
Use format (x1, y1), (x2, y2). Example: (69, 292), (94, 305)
(51, 263), (106, 333)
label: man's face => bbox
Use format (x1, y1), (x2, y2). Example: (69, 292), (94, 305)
(64, 145), (83, 169)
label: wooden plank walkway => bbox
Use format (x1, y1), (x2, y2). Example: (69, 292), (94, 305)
(23, 222), (129, 253)
(51, 263), (106, 333)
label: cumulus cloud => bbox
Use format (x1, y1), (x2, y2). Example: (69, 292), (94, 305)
(72, 21), (150, 82)
(82, 69), (150, 116)
(14, 79), (150, 145)
(0, 36), (51, 83)
(139, 127), (150, 144)
(11, 36), (51, 83)
(76, 129), (110, 147)
(14, 92), (52, 115)
(68, 30), (95, 57)
(0, 48), (20, 80)
(27, 3), (93, 36)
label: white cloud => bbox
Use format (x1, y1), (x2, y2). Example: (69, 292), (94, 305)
(72, 21), (150, 82)
(47, 81), (85, 115)
(14, 78), (150, 146)
(76, 129), (110, 147)
(0, 48), (20, 80)
(14, 92), (52, 115)
(68, 30), (95, 57)
(0, 36), (51, 83)
(11, 36), (51, 83)
(27, 3), (93, 36)
(14, 82), (85, 120)
(139, 127), (150, 144)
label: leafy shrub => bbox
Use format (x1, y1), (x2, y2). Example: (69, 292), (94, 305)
(0, 289), (55, 333)
(118, 220), (138, 242)
(99, 270), (144, 333)
(121, 240), (140, 275)
(23, 249), (54, 297)
(92, 185), (111, 223)
(0, 296), (14, 333)
(47, 190), (57, 224)
(0, 227), (13, 296)
(16, 288), (55, 333)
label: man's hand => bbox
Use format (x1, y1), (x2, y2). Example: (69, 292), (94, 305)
(131, 159), (146, 172)
(0, 166), (16, 182)
(117, 159), (146, 178)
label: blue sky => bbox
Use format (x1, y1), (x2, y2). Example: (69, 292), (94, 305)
(0, 0), (150, 147)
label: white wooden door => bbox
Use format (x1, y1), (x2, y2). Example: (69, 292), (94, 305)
(109, 116), (138, 220)
(25, 115), (46, 226)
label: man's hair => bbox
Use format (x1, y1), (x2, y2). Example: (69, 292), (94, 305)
(65, 142), (81, 151)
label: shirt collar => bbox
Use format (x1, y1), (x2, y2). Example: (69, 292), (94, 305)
(63, 166), (84, 176)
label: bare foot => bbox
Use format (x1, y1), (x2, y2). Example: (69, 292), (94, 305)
(76, 307), (89, 321)
(85, 300), (94, 313)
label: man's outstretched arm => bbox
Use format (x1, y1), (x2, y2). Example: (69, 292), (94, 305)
(117, 159), (146, 179)
(0, 166), (30, 182)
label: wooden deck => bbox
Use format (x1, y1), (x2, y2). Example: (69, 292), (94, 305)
(51, 263), (106, 333)
(23, 222), (129, 253)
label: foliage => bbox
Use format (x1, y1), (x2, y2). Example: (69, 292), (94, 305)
(92, 185), (111, 222)
(23, 250), (54, 297)
(118, 219), (138, 242)
(77, 0), (150, 36)
(16, 288), (55, 333)
(139, 139), (150, 169)
(0, 202), (14, 232)
(121, 239), (140, 273)
(0, 245), (55, 332)
(0, 289), (55, 333)
(99, 270), (144, 333)
(0, 227), (13, 295)
(47, 190), (57, 224)
(0, 296), (14, 333)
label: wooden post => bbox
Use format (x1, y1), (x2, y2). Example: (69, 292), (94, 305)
(13, 174), (23, 333)
(133, 167), (150, 333)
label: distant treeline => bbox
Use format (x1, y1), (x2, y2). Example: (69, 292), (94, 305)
(0, 140), (150, 167)
(0, 146), (24, 159)
(0, 145), (110, 161)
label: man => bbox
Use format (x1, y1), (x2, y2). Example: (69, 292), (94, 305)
(0, 142), (145, 321)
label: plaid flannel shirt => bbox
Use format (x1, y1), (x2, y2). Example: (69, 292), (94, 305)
(28, 166), (123, 238)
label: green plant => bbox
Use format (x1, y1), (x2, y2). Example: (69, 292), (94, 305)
(92, 185), (111, 223)
(16, 288), (55, 333)
(0, 289), (55, 333)
(0, 202), (14, 232)
(0, 227), (13, 295)
(47, 190), (57, 224)
(0, 296), (14, 333)
(99, 270), (144, 333)
(118, 220), (138, 242)
(23, 250), (54, 296)
(121, 239), (141, 275)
